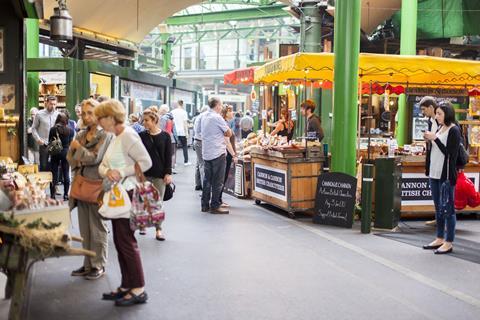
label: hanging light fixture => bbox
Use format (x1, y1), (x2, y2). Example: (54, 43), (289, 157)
(50, 0), (73, 41)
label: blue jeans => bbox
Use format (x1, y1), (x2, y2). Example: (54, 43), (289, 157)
(429, 178), (456, 242)
(202, 154), (226, 210)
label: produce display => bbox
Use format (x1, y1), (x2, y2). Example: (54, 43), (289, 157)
(1, 172), (63, 211)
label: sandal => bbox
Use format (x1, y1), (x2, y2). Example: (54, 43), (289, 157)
(102, 288), (129, 301)
(115, 290), (148, 306)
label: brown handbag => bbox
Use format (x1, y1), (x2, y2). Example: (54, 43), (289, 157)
(70, 173), (103, 204)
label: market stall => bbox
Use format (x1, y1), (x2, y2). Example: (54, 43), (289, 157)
(254, 52), (480, 218)
(0, 163), (94, 320)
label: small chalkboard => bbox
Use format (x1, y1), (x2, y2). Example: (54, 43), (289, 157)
(313, 172), (357, 228)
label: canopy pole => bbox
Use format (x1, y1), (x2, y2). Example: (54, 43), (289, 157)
(331, 0), (361, 176)
(396, 0), (418, 146)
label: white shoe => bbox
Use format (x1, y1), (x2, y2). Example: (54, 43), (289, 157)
(184, 162), (192, 166)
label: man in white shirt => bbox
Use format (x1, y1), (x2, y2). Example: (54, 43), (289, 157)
(171, 100), (191, 165)
(420, 96), (438, 226)
(32, 96), (59, 171)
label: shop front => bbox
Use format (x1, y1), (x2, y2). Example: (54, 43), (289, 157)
(254, 52), (480, 219)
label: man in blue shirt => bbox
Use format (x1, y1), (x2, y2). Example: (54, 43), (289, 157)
(201, 97), (232, 214)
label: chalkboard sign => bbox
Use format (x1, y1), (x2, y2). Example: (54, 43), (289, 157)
(313, 172), (357, 228)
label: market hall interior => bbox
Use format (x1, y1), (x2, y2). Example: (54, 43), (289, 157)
(2, 0), (480, 319)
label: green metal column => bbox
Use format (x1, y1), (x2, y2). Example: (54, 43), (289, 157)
(300, 1), (322, 53)
(162, 34), (173, 74)
(331, 0), (361, 176)
(26, 19), (39, 111)
(396, 0), (418, 146)
(300, 1), (322, 117)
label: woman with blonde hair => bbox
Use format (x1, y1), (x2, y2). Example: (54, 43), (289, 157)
(68, 98), (113, 280)
(96, 99), (152, 306)
(139, 109), (173, 240)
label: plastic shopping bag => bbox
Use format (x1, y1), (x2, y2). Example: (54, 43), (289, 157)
(98, 183), (131, 219)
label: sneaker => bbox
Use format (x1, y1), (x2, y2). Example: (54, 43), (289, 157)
(172, 169), (178, 174)
(195, 186), (202, 191)
(210, 207), (229, 214)
(201, 207), (210, 212)
(425, 220), (436, 226)
(86, 267), (105, 280)
(71, 266), (90, 277)
(184, 162), (192, 166)
(221, 202), (230, 208)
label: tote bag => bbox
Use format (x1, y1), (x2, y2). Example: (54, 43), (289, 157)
(98, 183), (131, 219)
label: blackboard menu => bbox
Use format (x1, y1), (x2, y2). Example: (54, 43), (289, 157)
(313, 172), (357, 228)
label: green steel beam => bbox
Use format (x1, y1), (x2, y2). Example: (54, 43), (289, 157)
(164, 25), (299, 38)
(166, 4), (289, 25)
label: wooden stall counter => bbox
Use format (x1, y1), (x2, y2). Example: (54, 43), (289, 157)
(401, 156), (480, 215)
(250, 148), (323, 218)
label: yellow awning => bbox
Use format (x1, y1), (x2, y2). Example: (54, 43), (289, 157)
(254, 52), (480, 87)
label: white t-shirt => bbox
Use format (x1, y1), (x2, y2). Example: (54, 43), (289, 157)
(171, 107), (188, 136)
(430, 117), (438, 133)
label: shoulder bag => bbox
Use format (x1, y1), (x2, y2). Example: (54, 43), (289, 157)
(48, 128), (63, 156)
(70, 166), (103, 204)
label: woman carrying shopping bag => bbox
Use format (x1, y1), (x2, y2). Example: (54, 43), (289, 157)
(67, 98), (113, 280)
(422, 101), (461, 254)
(139, 108), (173, 241)
(96, 99), (152, 306)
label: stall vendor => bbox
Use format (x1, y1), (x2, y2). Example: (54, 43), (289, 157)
(301, 100), (324, 141)
(271, 108), (295, 141)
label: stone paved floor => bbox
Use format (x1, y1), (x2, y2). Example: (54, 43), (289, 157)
(1, 150), (480, 320)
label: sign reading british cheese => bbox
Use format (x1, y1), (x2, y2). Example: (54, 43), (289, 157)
(253, 164), (287, 201)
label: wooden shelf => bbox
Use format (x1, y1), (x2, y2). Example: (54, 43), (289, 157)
(459, 120), (480, 125)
